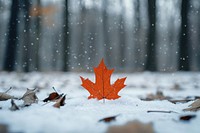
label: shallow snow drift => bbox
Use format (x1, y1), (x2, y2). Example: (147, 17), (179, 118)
(0, 72), (200, 133)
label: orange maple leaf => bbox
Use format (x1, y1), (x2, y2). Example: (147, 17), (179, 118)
(80, 59), (126, 100)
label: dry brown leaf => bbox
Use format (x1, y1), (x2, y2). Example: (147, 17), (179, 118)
(43, 92), (63, 102)
(141, 90), (171, 101)
(0, 92), (15, 101)
(21, 88), (38, 106)
(183, 99), (200, 112)
(0, 124), (8, 133)
(179, 115), (196, 121)
(10, 99), (19, 111)
(106, 120), (154, 133)
(99, 115), (120, 123)
(53, 95), (66, 108)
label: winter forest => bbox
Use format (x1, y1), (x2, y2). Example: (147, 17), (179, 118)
(0, 0), (200, 72)
(1, 0), (200, 133)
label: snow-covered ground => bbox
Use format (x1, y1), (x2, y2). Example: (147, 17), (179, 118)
(0, 72), (200, 133)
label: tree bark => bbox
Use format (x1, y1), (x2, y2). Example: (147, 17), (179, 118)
(63, 0), (69, 71)
(102, 0), (111, 67)
(32, 0), (41, 71)
(134, 0), (142, 70)
(145, 0), (157, 71)
(179, 0), (190, 71)
(3, 0), (20, 71)
(119, 0), (126, 68)
(23, 0), (31, 72)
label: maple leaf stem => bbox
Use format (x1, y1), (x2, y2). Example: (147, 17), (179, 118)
(102, 67), (105, 103)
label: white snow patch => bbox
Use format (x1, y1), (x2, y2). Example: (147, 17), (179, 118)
(0, 72), (200, 133)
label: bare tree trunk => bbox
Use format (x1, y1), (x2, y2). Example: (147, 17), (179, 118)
(145, 0), (157, 71)
(62, 0), (69, 71)
(179, 0), (190, 71)
(102, 0), (111, 67)
(33, 0), (41, 71)
(23, 0), (31, 72)
(3, 0), (20, 71)
(197, 6), (200, 70)
(78, 2), (87, 71)
(119, 0), (126, 68)
(134, 0), (142, 70)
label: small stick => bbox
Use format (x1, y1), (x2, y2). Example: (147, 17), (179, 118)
(103, 98), (105, 104)
(147, 110), (178, 113)
(5, 87), (12, 93)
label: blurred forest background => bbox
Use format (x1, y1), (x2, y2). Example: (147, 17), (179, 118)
(0, 0), (200, 72)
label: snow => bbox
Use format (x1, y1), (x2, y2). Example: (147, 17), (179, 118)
(0, 72), (200, 133)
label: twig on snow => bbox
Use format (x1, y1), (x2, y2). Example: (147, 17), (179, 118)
(147, 110), (178, 113)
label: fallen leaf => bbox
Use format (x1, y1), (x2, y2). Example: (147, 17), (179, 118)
(179, 115), (196, 121)
(10, 99), (19, 111)
(99, 115), (120, 123)
(0, 87), (16, 101)
(183, 99), (200, 112)
(53, 95), (66, 108)
(43, 92), (63, 102)
(0, 124), (8, 133)
(21, 88), (38, 106)
(106, 120), (154, 133)
(80, 59), (126, 100)
(141, 90), (171, 101)
(0, 92), (15, 101)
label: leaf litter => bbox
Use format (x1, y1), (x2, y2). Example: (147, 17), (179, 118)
(20, 88), (38, 106)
